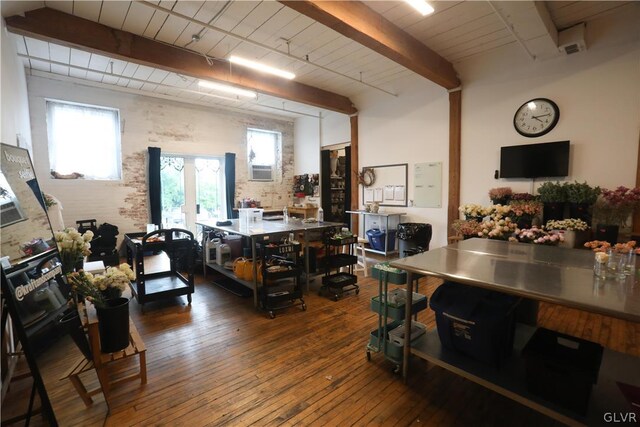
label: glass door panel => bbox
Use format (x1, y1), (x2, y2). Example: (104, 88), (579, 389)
(160, 156), (186, 229)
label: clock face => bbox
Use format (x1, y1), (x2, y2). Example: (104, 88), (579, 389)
(513, 98), (559, 137)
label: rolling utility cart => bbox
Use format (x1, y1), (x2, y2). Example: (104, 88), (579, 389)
(258, 241), (306, 319)
(367, 263), (427, 373)
(320, 233), (359, 301)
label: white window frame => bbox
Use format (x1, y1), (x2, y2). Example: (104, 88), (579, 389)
(46, 99), (122, 181)
(247, 128), (282, 182)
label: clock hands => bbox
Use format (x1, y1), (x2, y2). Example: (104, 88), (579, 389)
(532, 113), (551, 120)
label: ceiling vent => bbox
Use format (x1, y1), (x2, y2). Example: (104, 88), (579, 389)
(558, 23), (587, 55)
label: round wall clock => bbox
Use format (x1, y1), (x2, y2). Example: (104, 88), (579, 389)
(513, 98), (559, 138)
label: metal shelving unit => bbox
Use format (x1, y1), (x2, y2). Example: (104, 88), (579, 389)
(257, 242), (305, 319)
(320, 234), (359, 301)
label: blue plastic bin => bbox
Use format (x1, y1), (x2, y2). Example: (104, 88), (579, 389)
(429, 281), (520, 367)
(366, 229), (397, 252)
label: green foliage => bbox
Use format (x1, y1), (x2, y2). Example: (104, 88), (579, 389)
(565, 181), (601, 204)
(536, 181), (566, 203)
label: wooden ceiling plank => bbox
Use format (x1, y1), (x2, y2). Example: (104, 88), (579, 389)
(5, 7), (356, 115)
(280, 0), (459, 89)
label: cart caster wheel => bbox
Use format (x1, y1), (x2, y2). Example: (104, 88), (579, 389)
(333, 295), (339, 301)
(392, 365), (400, 374)
(269, 311), (275, 319)
(366, 351), (371, 361)
(356, 288), (360, 295)
(301, 303), (307, 311)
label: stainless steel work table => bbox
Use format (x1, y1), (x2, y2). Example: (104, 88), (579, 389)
(197, 219), (344, 307)
(390, 238), (640, 426)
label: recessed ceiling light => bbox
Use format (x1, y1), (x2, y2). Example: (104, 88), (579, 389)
(404, 0), (434, 16)
(198, 80), (257, 98)
(229, 55), (296, 80)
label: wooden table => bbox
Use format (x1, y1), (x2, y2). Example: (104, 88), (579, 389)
(288, 206), (318, 219)
(390, 239), (640, 426)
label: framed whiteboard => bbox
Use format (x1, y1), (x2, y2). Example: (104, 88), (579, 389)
(414, 162), (442, 208)
(361, 163), (407, 207)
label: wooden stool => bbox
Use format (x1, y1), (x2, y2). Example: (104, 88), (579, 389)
(354, 237), (369, 277)
(62, 302), (147, 408)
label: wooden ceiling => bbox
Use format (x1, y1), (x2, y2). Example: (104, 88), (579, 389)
(1, 1), (631, 119)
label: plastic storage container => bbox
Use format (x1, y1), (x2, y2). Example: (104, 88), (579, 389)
(522, 327), (603, 415)
(366, 229), (397, 252)
(397, 223), (432, 256)
(370, 288), (427, 321)
(238, 208), (263, 227)
(429, 281), (520, 367)
(371, 263), (407, 284)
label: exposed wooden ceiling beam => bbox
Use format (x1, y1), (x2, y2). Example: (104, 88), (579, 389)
(279, 0), (460, 90)
(4, 7), (357, 115)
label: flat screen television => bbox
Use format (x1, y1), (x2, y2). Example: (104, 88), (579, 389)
(500, 141), (569, 179)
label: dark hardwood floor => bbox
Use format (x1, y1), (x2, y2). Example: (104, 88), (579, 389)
(5, 263), (639, 426)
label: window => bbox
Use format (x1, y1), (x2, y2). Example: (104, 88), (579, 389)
(247, 128), (281, 182)
(46, 100), (121, 180)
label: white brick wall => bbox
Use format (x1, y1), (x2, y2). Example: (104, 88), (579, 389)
(26, 75), (294, 244)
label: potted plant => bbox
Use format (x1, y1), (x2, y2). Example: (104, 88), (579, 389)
(488, 187), (512, 205)
(545, 218), (589, 248)
(565, 181), (600, 223)
(537, 182), (567, 222)
(592, 186), (640, 243)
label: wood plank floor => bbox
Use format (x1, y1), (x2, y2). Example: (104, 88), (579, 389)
(5, 266), (640, 426)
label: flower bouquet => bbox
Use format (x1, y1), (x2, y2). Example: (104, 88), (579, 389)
(66, 263), (134, 308)
(512, 227), (563, 246)
(452, 219), (482, 239)
(54, 228), (94, 274)
(508, 200), (542, 228)
(477, 217), (518, 240)
(593, 186), (640, 227)
(546, 218), (590, 248)
(488, 187), (512, 205)
(458, 204), (490, 222)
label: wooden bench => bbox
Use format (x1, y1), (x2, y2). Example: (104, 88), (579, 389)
(60, 301), (147, 408)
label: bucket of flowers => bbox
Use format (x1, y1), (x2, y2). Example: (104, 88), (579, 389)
(66, 263), (135, 353)
(592, 186), (640, 244)
(452, 219), (482, 240)
(545, 218), (590, 248)
(458, 204), (491, 222)
(477, 217), (518, 240)
(509, 200), (542, 229)
(54, 227), (94, 274)
(512, 227), (564, 246)
(488, 187), (512, 205)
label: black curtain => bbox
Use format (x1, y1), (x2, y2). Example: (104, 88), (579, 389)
(225, 153), (236, 219)
(148, 147), (162, 227)
(344, 146), (351, 226)
(320, 150), (331, 221)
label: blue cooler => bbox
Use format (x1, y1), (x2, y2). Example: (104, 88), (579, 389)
(429, 281), (520, 367)
(366, 229), (397, 252)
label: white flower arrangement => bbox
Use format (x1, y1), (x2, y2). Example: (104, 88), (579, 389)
(67, 263), (135, 307)
(459, 204), (490, 219)
(94, 263), (135, 293)
(545, 218), (589, 231)
(54, 227), (94, 273)
(478, 217), (518, 240)
(488, 204), (513, 220)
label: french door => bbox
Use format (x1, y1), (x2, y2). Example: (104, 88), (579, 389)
(160, 155), (225, 236)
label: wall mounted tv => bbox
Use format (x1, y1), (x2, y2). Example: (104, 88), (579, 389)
(500, 141), (570, 179)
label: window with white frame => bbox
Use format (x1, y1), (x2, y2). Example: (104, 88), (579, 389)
(247, 128), (281, 182)
(46, 100), (122, 180)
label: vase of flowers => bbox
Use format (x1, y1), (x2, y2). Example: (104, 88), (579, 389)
(509, 200), (542, 229)
(565, 181), (600, 224)
(545, 218), (590, 248)
(458, 204), (490, 222)
(452, 219), (482, 240)
(66, 264), (135, 353)
(54, 228), (94, 274)
(592, 186), (640, 244)
(477, 217), (518, 240)
(488, 187), (512, 205)
(537, 181), (567, 222)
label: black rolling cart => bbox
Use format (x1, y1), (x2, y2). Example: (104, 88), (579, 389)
(257, 242), (306, 319)
(320, 234), (359, 301)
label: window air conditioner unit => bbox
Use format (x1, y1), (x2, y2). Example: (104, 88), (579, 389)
(250, 164), (273, 181)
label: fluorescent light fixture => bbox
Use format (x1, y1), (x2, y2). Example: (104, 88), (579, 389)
(198, 80), (257, 98)
(229, 55), (296, 80)
(404, 0), (434, 16)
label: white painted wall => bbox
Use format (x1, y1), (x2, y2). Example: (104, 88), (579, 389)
(456, 5), (640, 205)
(1, 20), (32, 152)
(294, 116), (320, 174)
(26, 75), (294, 237)
(338, 3), (640, 250)
(320, 111), (350, 147)
(353, 74), (450, 247)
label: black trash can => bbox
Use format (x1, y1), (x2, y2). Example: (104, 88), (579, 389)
(397, 223), (432, 257)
